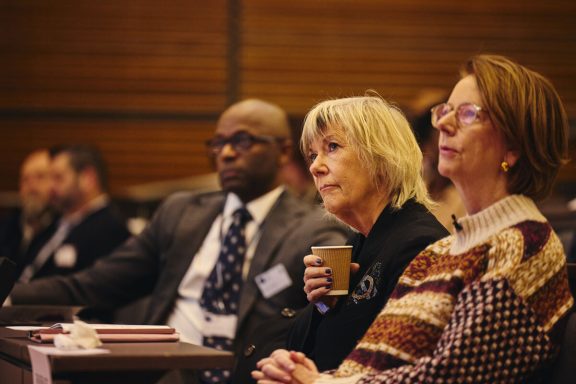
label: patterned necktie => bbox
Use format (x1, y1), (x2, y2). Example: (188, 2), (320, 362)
(199, 207), (251, 383)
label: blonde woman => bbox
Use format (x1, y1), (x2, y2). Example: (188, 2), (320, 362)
(279, 95), (446, 372)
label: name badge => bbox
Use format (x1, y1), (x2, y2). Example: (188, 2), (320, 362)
(255, 263), (292, 299)
(54, 244), (77, 268)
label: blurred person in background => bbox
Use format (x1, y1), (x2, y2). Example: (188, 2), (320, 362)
(253, 54), (573, 384)
(281, 115), (320, 204)
(0, 149), (56, 275)
(281, 159), (318, 204)
(16, 144), (130, 282)
(411, 102), (466, 233)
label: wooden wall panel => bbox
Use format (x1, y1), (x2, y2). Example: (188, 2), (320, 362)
(0, 0), (575, 195)
(0, 0), (229, 193)
(240, 0), (576, 116)
(0, 119), (217, 194)
(0, 0), (229, 112)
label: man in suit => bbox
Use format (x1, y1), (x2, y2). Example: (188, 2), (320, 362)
(10, 99), (350, 383)
(0, 149), (56, 275)
(17, 145), (130, 282)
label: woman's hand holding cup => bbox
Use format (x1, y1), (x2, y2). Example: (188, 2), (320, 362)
(303, 254), (334, 303)
(303, 250), (359, 307)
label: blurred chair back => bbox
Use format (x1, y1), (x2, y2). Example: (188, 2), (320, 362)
(567, 263), (576, 299)
(550, 263), (576, 384)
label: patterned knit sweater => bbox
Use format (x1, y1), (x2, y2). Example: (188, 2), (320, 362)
(315, 195), (573, 384)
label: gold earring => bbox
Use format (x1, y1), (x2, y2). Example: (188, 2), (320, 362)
(501, 161), (510, 173)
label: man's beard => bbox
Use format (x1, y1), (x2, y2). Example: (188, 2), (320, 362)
(21, 196), (50, 223)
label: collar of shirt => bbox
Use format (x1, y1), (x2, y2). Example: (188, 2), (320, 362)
(221, 186), (285, 238)
(60, 194), (109, 228)
(166, 186), (286, 343)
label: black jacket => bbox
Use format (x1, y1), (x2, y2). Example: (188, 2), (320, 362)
(287, 199), (448, 371)
(0, 208), (56, 277)
(29, 204), (130, 280)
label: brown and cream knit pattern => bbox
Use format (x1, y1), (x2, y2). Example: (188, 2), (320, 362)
(316, 195), (573, 384)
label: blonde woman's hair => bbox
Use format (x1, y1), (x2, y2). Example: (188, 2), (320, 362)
(301, 93), (433, 210)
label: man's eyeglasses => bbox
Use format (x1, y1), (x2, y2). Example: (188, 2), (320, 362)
(205, 132), (282, 155)
(430, 102), (487, 128)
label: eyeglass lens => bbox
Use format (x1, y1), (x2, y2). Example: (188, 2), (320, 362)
(207, 133), (254, 153)
(432, 103), (481, 127)
(457, 105), (479, 125)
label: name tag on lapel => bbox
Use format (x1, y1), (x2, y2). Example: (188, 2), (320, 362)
(254, 264), (292, 299)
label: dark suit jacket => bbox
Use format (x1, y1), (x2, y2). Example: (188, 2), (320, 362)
(30, 204), (131, 280)
(0, 208), (56, 277)
(287, 200), (448, 371)
(11, 190), (350, 383)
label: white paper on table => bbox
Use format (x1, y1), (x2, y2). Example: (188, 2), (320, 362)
(7, 326), (48, 331)
(27, 345), (110, 384)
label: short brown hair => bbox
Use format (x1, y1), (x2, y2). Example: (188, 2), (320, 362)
(463, 54), (569, 200)
(49, 144), (109, 192)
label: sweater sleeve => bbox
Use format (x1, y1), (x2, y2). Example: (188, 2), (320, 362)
(315, 220), (572, 384)
(343, 277), (557, 384)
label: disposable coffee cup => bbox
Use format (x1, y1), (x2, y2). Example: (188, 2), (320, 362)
(310, 245), (353, 296)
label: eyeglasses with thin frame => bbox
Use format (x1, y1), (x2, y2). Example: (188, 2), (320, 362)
(430, 102), (488, 129)
(205, 132), (282, 155)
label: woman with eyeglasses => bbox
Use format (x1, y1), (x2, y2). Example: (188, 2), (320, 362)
(252, 54), (573, 383)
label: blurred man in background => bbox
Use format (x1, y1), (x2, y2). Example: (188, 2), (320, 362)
(0, 149), (56, 276)
(17, 145), (130, 282)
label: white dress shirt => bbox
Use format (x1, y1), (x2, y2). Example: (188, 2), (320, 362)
(167, 187), (284, 344)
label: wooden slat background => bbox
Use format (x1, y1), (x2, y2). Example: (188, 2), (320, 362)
(1, 0), (575, 194)
(240, 0), (576, 114)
